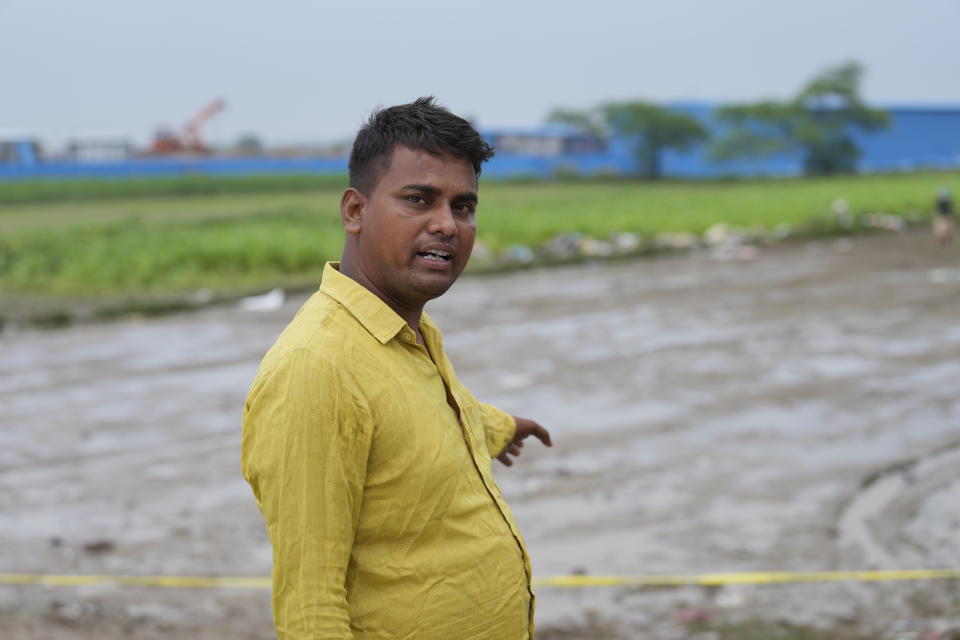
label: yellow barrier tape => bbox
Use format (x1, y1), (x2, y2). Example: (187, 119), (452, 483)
(1, 570), (959, 590)
(533, 569), (960, 587)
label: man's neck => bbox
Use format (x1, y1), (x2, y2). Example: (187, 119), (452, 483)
(337, 259), (424, 332)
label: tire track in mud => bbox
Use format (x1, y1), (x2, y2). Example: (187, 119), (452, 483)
(835, 440), (960, 568)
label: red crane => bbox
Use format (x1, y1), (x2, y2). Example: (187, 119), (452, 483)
(151, 98), (226, 155)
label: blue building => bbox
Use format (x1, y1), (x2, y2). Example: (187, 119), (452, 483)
(0, 131), (41, 169)
(480, 104), (960, 178)
(2, 104), (958, 180)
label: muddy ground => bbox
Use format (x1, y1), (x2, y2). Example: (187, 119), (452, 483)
(1, 230), (959, 639)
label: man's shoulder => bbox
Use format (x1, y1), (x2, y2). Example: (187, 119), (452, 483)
(257, 289), (365, 377)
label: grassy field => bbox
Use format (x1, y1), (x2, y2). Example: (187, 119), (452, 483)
(1, 171), (956, 324)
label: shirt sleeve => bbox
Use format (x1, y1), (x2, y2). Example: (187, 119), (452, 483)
(241, 347), (373, 640)
(477, 402), (517, 459)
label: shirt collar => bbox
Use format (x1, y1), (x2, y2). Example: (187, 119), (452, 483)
(319, 262), (411, 345)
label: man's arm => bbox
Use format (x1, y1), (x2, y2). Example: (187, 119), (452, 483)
(476, 403), (552, 466)
(242, 348), (372, 639)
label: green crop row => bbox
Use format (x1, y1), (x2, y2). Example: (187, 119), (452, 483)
(0, 173), (349, 205)
(0, 171), (955, 318)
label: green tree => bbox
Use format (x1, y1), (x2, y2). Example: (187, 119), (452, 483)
(235, 133), (264, 155)
(600, 102), (708, 179)
(546, 102), (708, 179)
(545, 107), (607, 139)
(711, 62), (889, 175)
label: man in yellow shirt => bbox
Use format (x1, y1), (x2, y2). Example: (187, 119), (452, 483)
(242, 97), (552, 639)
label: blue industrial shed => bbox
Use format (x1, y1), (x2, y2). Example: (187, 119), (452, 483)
(2, 104), (958, 180)
(481, 104), (960, 178)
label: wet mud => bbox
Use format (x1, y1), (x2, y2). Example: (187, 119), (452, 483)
(1, 230), (959, 638)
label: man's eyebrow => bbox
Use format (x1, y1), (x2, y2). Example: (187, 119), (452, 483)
(401, 184), (478, 203)
(401, 184), (441, 195)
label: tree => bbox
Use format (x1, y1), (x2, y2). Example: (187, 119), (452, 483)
(546, 102), (708, 179)
(545, 107), (607, 139)
(234, 133), (264, 155)
(600, 102), (708, 179)
(710, 62), (889, 175)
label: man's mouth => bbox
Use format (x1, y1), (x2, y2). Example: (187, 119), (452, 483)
(417, 249), (452, 263)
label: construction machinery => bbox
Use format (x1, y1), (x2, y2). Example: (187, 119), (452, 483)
(150, 98), (226, 155)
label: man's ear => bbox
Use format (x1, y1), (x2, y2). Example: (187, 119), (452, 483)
(340, 188), (365, 235)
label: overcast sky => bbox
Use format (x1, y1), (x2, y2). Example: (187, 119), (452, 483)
(2, 0), (957, 149)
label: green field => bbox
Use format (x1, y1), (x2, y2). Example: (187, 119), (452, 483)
(0, 171), (955, 324)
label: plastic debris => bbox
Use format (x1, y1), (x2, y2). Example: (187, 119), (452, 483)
(655, 232), (698, 250)
(239, 288), (285, 312)
(503, 245), (535, 264)
(611, 232), (641, 253)
(863, 212), (907, 232)
(579, 237), (614, 257)
(702, 223), (731, 246)
(832, 197), (854, 227)
(541, 233), (583, 260)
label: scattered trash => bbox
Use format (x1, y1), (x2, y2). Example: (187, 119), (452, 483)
(655, 232), (698, 250)
(541, 233), (583, 260)
(503, 245), (535, 265)
(863, 212), (907, 232)
(709, 236), (760, 262)
(579, 237), (614, 257)
(239, 288), (285, 312)
(832, 197), (854, 227)
(702, 223), (731, 246)
(610, 232), (641, 253)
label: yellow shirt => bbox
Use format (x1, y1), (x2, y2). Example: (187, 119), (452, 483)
(242, 262), (534, 639)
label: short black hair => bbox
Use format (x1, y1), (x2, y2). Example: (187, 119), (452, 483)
(348, 96), (495, 195)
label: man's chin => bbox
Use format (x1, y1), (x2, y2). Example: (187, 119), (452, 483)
(411, 271), (459, 300)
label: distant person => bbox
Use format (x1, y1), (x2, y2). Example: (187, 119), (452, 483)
(934, 187), (954, 246)
(242, 97), (552, 639)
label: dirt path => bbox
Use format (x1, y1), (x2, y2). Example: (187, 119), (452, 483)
(2, 230), (959, 638)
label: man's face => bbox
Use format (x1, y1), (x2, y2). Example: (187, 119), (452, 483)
(351, 145), (477, 310)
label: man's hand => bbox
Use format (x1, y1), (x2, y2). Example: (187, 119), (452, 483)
(496, 416), (552, 466)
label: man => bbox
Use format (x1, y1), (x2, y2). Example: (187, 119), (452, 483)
(242, 97), (552, 639)
(934, 186), (954, 246)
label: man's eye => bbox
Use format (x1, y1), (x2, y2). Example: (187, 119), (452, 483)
(406, 195), (425, 204)
(454, 203), (476, 214)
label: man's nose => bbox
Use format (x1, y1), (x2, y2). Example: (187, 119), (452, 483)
(428, 202), (457, 237)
